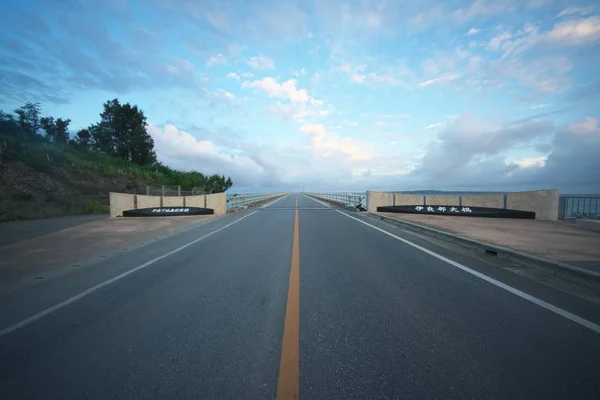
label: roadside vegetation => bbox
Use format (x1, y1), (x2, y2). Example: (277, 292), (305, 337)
(0, 100), (233, 221)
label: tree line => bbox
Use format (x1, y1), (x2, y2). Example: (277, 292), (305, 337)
(0, 100), (233, 192)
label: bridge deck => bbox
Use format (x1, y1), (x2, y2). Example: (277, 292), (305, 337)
(1, 194), (599, 399)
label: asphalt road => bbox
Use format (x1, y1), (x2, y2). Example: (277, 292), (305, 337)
(1, 194), (599, 399)
(0, 213), (108, 247)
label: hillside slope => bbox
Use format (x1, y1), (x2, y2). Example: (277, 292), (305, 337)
(0, 135), (223, 222)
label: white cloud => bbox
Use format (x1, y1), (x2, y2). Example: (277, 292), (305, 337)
(410, 0), (518, 30)
(146, 114), (600, 194)
(242, 77), (330, 121)
(200, 88), (238, 108)
(425, 122), (445, 130)
(242, 77), (309, 103)
(166, 58), (194, 75)
(556, 6), (595, 18)
(546, 16), (600, 44)
(147, 123), (282, 188)
(240, 72), (255, 78)
(511, 156), (547, 168)
(246, 55), (275, 70)
(300, 124), (373, 160)
(412, 112), (555, 179)
(227, 72), (240, 80)
(467, 27), (480, 36)
(339, 63), (367, 83)
(488, 17), (600, 58)
(374, 121), (386, 127)
(418, 73), (459, 87)
(338, 63), (404, 86)
(530, 103), (552, 110)
(205, 53), (227, 66)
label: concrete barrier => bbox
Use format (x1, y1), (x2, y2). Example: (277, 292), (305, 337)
(109, 192), (227, 217)
(370, 189), (560, 221)
(206, 192), (226, 215)
(367, 191), (393, 213)
(185, 195), (206, 208)
(461, 193), (504, 208)
(394, 194), (424, 206)
(109, 193), (135, 218)
(425, 195), (460, 206)
(137, 195), (161, 209)
(162, 196), (184, 208)
(506, 189), (559, 221)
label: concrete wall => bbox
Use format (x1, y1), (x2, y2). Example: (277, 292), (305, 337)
(367, 191), (393, 213)
(162, 196), (184, 208)
(461, 193), (504, 208)
(136, 195), (161, 209)
(368, 189), (559, 221)
(185, 195), (206, 208)
(109, 192), (227, 217)
(206, 192), (226, 215)
(425, 195), (460, 206)
(506, 189), (560, 221)
(394, 194), (424, 206)
(109, 193), (135, 218)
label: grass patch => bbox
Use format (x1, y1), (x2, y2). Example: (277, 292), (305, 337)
(0, 133), (226, 191)
(83, 202), (108, 214)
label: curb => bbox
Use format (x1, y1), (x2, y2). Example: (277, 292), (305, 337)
(371, 213), (600, 290)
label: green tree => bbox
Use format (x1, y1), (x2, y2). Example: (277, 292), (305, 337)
(204, 174), (233, 193)
(40, 117), (71, 143)
(14, 102), (41, 137)
(0, 111), (21, 137)
(74, 128), (91, 148)
(90, 99), (157, 165)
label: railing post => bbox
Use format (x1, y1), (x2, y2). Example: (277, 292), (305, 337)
(162, 185), (165, 197)
(178, 185), (181, 197)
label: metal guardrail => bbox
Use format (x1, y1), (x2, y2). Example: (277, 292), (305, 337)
(559, 196), (600, 220)
(306, 192), (367, 210)
(227, 193), (286, 210)
(146, 186), (211, 196)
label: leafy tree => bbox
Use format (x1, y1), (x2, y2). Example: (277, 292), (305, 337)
(74, 128), (91, 148)
(203, 174), (233, 193)
(0, 111), (21, 137)
(14, 102), (41, 137)
(90, 99), (157, 165)
(41, 117), (71, 143)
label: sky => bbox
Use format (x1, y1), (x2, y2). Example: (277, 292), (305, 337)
(1, 0), (599, 194)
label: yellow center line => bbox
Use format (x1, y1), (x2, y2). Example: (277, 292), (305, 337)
(277, 208), (300, 400)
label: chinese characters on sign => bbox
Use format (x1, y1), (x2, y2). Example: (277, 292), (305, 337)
(414, 205), (473, 214)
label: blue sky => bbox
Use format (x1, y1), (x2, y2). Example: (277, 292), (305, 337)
(1, 0), (599, 193)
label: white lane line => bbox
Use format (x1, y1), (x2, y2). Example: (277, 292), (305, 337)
(262, 194), (290, 208)
(336, 210), (600, 334)
(0, 211), (259, 338)
(301, 194), (331, 208)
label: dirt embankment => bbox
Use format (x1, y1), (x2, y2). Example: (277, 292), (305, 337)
(0, 160), (145, 222)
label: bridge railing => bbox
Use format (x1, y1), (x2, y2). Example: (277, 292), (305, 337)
(559, 196), (600, 220)
(227, 193), (286, 210)
(305, 192), (367, 210)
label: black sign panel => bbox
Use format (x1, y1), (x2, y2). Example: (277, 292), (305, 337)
(123, 207), (214, 217)
(377, 205), (535, 219)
